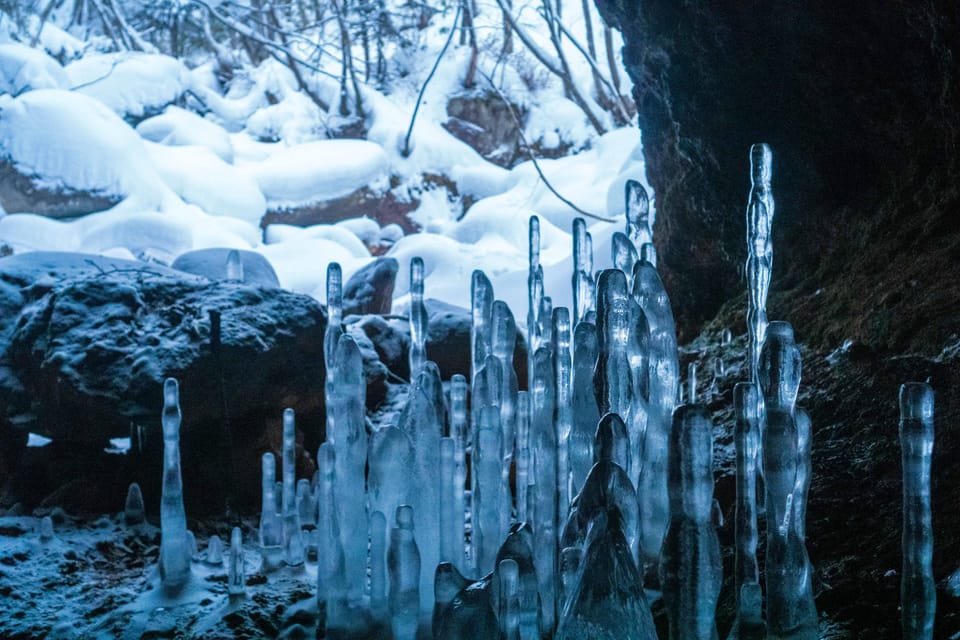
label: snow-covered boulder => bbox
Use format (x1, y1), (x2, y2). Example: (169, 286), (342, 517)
(136, 106), (235, 163)
(65, 52), (190, 120)
(0, 43), (69, 95)
(343, 256), (398, 316)
(0, 89), (170, 217)
(171, 247), (280, 287)
(249, 139), (390, 210)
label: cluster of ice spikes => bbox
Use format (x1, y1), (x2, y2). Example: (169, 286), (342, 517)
(147, 151), (937, 639)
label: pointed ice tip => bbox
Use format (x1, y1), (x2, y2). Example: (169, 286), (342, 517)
(396, 504), (414, 529)
(749, 143), (773, 185)
(625, 179), (648, 211)
(639, 242), (657, 266)
(766, 320), (794, 341)
(163, 378), (179, 407)
(225, 249), (243, 282)
(900, 382), (934, 421)
(595, 412), (629, 468)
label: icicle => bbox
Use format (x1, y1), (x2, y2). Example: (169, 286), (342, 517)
(450, 374), (469, 571)
(570, 322), (599, 497)
(558, 547), (582, 614)
(228, 527), (245, 596)
(722, 327), (733, 345)
(205, 535), (223, 565)
(370, 510), (388, 619)
(729, 383), (764, 640)
(124, 482), (145, 525)
(573, 218), (596, 324)
(759, 321), (817, 639)
(495, 523), (539, 640)
(368, 427), (415, 554)
(531, 347), (558, 633)
(515, 391), (531, 527)
(612, 232), (639, 290)
(297, 478), (315, 528)
(225, 249), (243, 282)
(440, 437), (459, 566)
(186, 530), (199, 562)
(471, 270), (495, 387)
(409, 257), (428, 379)
(259, 452), (283, 571)
(325, 262), (343, 446)
(159, 378), (190, 591)
(39, 516), (54, 543)
(640, 242), (657, 268)
(552, 307), (573, 520)
(281, 408), (305, 567)
(434, 562), (470, 633)
(900, 382), (936, 640)
(746, 144), (774, 415)
(388, 505), (421, 640)
(625, 179), (653, 249)
(316, 442), (346, 628)
(331, 334), (368, 600)
(474, 405), (505, 576)
(492, 300), (519, 541)
(498, 558), (521, 640)
(527, 216), (543, 362)
(659, 404), (722, 640)
(688, 362), (698, 405)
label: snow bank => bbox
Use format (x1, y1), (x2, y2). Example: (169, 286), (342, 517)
(66, 53), (190, 118)
(258, 235), (365, 296)
(264, 223), (370, 258)
(146, 142), (266, 223)
(247, 139), (390, 208)
(0, 89), (171, 209)
(0, 43), (68, 95)
(136, 106), (235, 163)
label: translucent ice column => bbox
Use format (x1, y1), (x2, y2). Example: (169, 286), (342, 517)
(124, 482), (145, 525)
(569, 322), (599, 497)
(331, 335), (368, 600)
(228, 527), (245, 596)
(450, 374), (469, 570)
(472, 270), (495, 387)
(900, 382), (935, 640)
(225, 249), (244, 282)
(552, 307), (573, 519)
(759, 321), (817, 639)
(281, 408), (305, 567)
(492, 299), (519, 537)
(612, 232), (639, 290)
(159, 378), (191, 591)
(632, 257), (679, 578)
(440, 437), (459, 567)
(316, 442), (347, 628)
(625, 179), (653, 249)
(528, 216), (544, 366)
(572, 218), (595, 324)
(409, 257), (428, 378)
(325, 263), (343, 445)
(515, 391), (532, 525)
(474, 405), (505, 576)
(659, 404), (722, 640)
(259, 452), (283, 571)
(389, 505), (421, 640)
(745, 144), (774, 405)
(531, 347), (558, 633)
(729, 382), (764, 640)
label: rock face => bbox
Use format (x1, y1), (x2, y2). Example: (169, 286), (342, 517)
(343, 256), (398, 316)
(0, 252), (331, 512)
(597, 1), (960, 351)
(445, 91), (525, 167)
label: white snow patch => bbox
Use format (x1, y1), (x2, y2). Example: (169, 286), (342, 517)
(137, 106), (235, 163)
(66, 52), (189, 118)
(0, 43), (68, 95)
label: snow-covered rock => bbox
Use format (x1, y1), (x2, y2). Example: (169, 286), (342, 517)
(136, 106), (235, 163)
(65, 52), (190, 119)
(248, 139), (390, 209)
(171, 248), (280, 287)
(0, 43), (69, 95)
(343, 256), (398, 316)
(0, 89), (171, 217)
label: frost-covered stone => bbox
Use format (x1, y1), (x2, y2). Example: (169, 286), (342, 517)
(342, 257), (398, 316)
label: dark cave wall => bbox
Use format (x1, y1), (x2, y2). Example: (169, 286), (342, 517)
(597, 1), (960, 351)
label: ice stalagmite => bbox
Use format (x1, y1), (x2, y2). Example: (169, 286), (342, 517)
(316, 442), (347, 628)
(434, 562), (471, 634)
(440, 437), (459, 566)
(228, 527), (245, 596)
(659, 404), (722, 640)
(515, 391), (531, 526)
(225, 249), (243, 282)
(759, 322), (817, 639)
(370, 510), (388, 619)
(552, 307), (573, 519)
(625, 179), (653, 249)
(556, 511), (657, 640)
(159, 378), (191, 591)
(474, 405), (505, 576)
(498, 558), (522, 640)
(899, 382), (935, 640)
(297, 479), (315, 527)
(746, 144), (774, 409)
(450, 374), (469, 570)
(325, 263), (343, 446)
(39, 516), (54, 543)
(124, 482), (145, 525)
(280, 408), (305, 567)
(612, 232), (639, 290)
(527, 216), (544, 364)
(435, 576), (499, 639)
(570, 322), (599, 497)
(389, 505), (421, 640)
(492, 300), (519, 538)
(409, 257), (428, 379)
(531, 347), (558, 633)
(329, 335), (368, 599)
(632, 256), (678, 579)
(495, 523), (539, 640)
(640, 242), (657, 269)
(572, 218), (596, 324)
(259, 452), (283, 571)
(399, 362), (445, 614)
(205, 535), (223, 565)
(472, 270), (495, 386)
(368, 426), (415, 551)
(729, 383), (764, 640)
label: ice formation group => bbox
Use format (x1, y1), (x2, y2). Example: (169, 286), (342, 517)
(147, 151), (937, 638)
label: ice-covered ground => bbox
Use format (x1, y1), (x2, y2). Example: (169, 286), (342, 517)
(0, 1), (649, 327)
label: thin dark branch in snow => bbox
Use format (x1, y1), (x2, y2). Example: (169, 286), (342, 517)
(477, 68), (616, 223)
(401, 2), (462, 158)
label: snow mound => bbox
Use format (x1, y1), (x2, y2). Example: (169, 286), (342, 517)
(66, 52), (190, 118)
(0, 89), (171, 209)
(25, 16), (86, 60)
(264, 223), (371, 258)
(146, 142), (266, 223)
(258, 235), (365, 296)
(247, 139), (390, 208)
(136, 106), (235, 163)
(0, 43), (69, 95)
